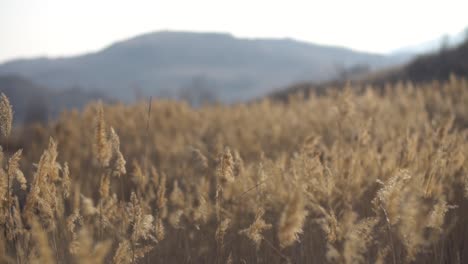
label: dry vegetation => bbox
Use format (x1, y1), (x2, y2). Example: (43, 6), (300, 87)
(0, 76), (468, 263)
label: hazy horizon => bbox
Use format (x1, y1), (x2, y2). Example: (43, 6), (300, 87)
(1, 0), (467, 63)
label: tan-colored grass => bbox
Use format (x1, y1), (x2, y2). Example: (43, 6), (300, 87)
(0, 78), (468, 263)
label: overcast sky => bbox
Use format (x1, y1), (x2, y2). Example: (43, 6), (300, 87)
(0, 0), (467, 63)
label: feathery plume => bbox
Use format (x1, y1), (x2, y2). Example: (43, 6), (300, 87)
(239, 208), (272, 248)
(113, 240), (132, 264)
(110, 127), (126, 177)
(216, 147), (234, 183)
(93, 102), (112, 167)
(278, 192), (308, 248)
(8, 149), (27, 190)
(67, 210), (83, 254)
(128, 192), (156, 242)
(0, 93), (13, 138)
(62, 162), (71, 198)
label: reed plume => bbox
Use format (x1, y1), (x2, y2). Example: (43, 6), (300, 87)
(0, 93), (12, 138)
(278, 192), (308, 248)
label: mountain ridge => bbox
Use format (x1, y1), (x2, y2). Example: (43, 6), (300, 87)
(0, 31), (409, 103)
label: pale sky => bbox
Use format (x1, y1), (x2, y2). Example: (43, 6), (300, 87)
(0, 0), (467, 63)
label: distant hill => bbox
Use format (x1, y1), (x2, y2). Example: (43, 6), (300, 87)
(273, 39), (468, 100)
(0, 75), (107, 124)
(0, 31), (408, 103)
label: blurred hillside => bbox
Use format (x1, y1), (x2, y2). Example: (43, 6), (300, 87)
(0, 31), (408, 103)
(274, 39), (468, 99)
(370, 40), (468, 83)
(0, 75), (108, 124)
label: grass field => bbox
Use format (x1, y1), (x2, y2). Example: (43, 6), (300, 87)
(0, 77), (467, 263)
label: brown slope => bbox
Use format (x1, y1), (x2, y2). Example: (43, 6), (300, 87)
(272, 39), (468, 101)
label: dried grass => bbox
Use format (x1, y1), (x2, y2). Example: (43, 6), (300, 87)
(0, 78), (467, 263)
